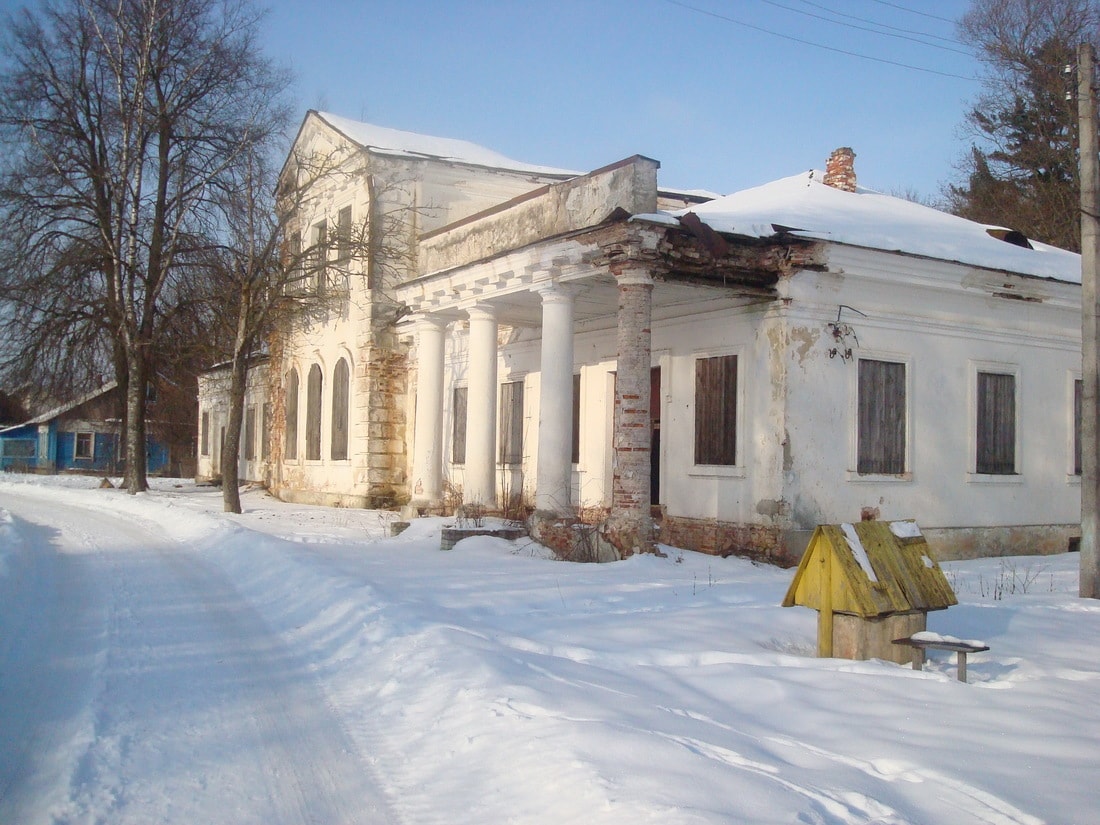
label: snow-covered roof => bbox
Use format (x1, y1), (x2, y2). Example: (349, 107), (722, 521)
(675, 171), (1081, 284)
(315, 112), (577, 177)
(0, 381), (118, 434)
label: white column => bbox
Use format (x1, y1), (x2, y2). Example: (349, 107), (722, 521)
(465, 304), (498, 507)
(535, 284), (576, 514)
(411, 315), (447, 507)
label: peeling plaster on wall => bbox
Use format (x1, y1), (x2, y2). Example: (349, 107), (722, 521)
(782, 430), (793, 472)
(789, 326), (820, 366)
(766, 323), (787, 405)
(792, 497), (825, 533)
(755, 498), (787, 519)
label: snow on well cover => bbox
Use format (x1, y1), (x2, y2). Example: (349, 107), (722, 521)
(677, 172), (1082, 283)
(316, 112), (577, 177)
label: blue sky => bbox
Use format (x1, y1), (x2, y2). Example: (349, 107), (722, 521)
(266, 0), (980, 200)
(0, 0), (981, 200)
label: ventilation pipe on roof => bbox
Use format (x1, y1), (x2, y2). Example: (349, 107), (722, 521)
(823, 147), (857, 193)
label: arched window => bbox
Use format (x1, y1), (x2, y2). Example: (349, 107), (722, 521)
(285, 369), (299, 460)
(331, 358), (350, 460)
(306, 363), (323, 460)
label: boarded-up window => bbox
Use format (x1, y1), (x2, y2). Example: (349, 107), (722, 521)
(694, 355), (737, 465)
(287, 230), (304, 293)
(499, 380), (524, 465)
(285, 369), (299, 460)
(261, 403), (271, 460)
(857, 359), (906, 474)
(200, 411), (210, 456)
(1074, 378), (1083, 476)
(452, 386), (468, 464)
(310, 220), (327, 294)
(331, 358), (349, 460)
(244, 406), (255, 460)
(572, 373), (581, 465)
(306, 364), (323, 461)
(336, 206), (352, 262)
(977, 371), (1016, 474)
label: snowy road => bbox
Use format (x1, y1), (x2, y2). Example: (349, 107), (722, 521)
(3, 477), (1098, 824)
(0, 487), (394, 825)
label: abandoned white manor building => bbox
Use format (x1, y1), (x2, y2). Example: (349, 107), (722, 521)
(197, 111), (1084, 564)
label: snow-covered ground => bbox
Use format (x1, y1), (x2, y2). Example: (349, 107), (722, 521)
(1, 475), (1097, 825)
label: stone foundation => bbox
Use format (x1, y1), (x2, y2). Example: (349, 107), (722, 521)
(528, 510), (619, 563)
(660, 515), (797, 566)
(661, 516), (1080, 567)
(923, 524), (1079, 560)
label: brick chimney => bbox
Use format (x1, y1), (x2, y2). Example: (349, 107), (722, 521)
(823, 147), (857, 192)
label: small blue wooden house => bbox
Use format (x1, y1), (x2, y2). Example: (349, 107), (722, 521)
(0, 382), (169, 474)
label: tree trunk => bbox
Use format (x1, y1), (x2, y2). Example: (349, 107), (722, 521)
(221, 350), (249, 514)
(123, 353), (148, 494)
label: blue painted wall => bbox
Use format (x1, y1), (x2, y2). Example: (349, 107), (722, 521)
(1, 426), (169, 474)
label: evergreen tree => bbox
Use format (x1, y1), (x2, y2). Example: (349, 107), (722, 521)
(949, 0), (1100, 251)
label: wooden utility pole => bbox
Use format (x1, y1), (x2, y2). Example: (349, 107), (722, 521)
(1078, 42), (1100, 599)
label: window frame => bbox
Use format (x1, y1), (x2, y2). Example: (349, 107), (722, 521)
(261, 403), (272, 461)
(331, 358), (350, 461)
(336, 205), (352, 263)
(310, 219), (328, 294)
(571, 373), (581, 465)
(243, 406), (255, 461)
(969, 361), (1021, 481)
(452, 385), (468, 465)
(73, 431), (95, 461)
(305, 363), (323, 462)
(200, 411), (210, 457)
(692, 351), (740, 470)
(1071, 373), (1083, 480)
(284, 368), (299, 461)
(851, 355), (911, 480)
(498, 379), (525, 466)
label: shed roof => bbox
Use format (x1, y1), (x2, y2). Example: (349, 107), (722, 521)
(782, 521), (957, 618)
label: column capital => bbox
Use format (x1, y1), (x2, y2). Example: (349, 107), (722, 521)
(535, 282), (579, 304)
(467, 303), (498, 323)
(411, 313), (450, 333)
(613, 267), (654, 288)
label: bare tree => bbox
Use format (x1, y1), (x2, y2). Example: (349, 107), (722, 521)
(0, 0), (288, 492)
(205, 140), (419, 514)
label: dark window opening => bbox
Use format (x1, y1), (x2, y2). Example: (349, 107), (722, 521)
(499, 380), (524, 465)
(306, 364), (323, 461)
(977, 371), (1016, 475)
(452, 386), (468, 464)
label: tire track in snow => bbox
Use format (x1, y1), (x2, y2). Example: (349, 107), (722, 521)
(0, 487), (397, 825)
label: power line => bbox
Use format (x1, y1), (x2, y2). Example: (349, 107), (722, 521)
(867, 0), (957, 24)
(760, 0), (973, 56)
(794, 0), (964, 46)
(663, 0), (977, 82)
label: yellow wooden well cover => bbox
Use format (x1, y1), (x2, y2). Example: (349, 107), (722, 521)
(781, 521), (957, 618)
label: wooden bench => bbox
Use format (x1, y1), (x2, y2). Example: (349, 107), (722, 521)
(892, 636), (990, 683)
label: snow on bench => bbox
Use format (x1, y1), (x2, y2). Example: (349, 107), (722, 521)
(893, 631), (990, 683)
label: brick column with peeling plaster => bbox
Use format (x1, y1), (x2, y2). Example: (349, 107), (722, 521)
(607, 266), (656, 556)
